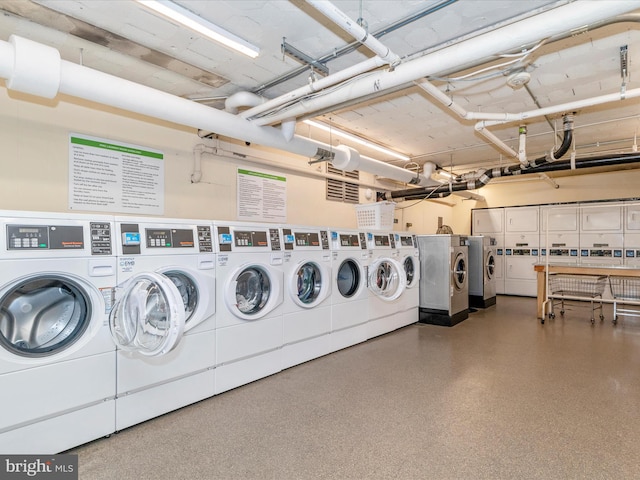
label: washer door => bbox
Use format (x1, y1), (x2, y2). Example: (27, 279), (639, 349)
(336, 258), (362, 299)
(290, 260), (330, 308)
(368, 257), (406, 301)
(163, 270), (198, 327)
(225, 264), (283, 320)
(403, 255), (418, 288)
(0, 275), (91, 357)
(110, 272), (185, 357)
(452, 252), (467, 291)
(485, 250), (496, 280)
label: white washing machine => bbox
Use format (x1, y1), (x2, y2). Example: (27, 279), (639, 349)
(111, 216), (216, 431)
(213, 222), (284, 394)
(417, 235), (469, 327)
(468, 236), (497, 308)
(393, 232), (420, 329)
(0, 211), (116, 454)
(280, 225), (332, 369)
(365, 231), (406, 339)
(329, 229), (370, 353)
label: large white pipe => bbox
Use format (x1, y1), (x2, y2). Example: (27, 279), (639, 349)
(252, 1), (640, 127)
(0, 35), (434, 186)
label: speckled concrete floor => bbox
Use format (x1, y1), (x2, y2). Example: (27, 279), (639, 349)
(70, 296), (640, 479)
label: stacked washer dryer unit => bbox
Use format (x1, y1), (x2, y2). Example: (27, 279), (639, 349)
(393, 231), (420, 329)
(329, 229), (370, 352)
(579, 202), (624, 266)
(471, 208), (505, 295)
(417, 234), (469, 327)
(540, 204), (580, 266)
(624, 202), (640, 266)
(111, 216), (216, 430)
(365, 231), (406, 339)
(467, 236), (497, 308)
(213, 222), (284, 394)
(0, 210), (117, 454)
(504, 206), (540, 297)
(280, 225), (332, 369)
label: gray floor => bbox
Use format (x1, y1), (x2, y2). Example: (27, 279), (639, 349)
(71, 296), (640, 479)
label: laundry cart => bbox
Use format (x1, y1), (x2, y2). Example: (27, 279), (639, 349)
(609, 276), (640, 325)
(546, 274), (607, 324)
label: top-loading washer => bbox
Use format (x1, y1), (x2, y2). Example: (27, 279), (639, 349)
(468, 235), (497, 308)
(213, 222), (284, 394)
(111, 216), (216, 431)
(393, 231), (420, 329)
(0, 210), (116, 454)
(280, 225), (332, 369)
(417, 234), (469, 327)
(329, 229), (370, 353)
(365, 231), (406, 339)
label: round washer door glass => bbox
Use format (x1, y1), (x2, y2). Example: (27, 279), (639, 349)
(336, 259), (360, 298)
(164, 271), (198, 324)
(110, 272), (185, 357)
(485, 251), (495, 280)
(0, 276), (91, 357)
(235, 267), (271, 315)
(295, 262), (322, 305)
(453, 253), (467, 290)
(369, 258), (406, 301)
(403, 256), (416, 286)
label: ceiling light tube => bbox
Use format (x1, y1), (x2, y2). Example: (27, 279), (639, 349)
(135, 0), (259, 58)
(303, 119), (410, 161)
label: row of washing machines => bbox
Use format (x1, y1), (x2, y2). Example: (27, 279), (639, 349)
(0, 210), (420, 454)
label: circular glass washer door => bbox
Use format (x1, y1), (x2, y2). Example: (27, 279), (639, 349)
(336, 258), (361, 299)
(403, 255), (418, 288)
(485, 250), (496, 280)
(290, 261), (330, 308)
(452, 252), (467, 291)
(163, 271), (198, 327)
(368, 257), (406, 301)
(225, 264), (282, 320)
(0, 275), (91, 358)
(110, 272), (186, 357)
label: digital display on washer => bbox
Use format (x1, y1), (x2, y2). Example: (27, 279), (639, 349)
(235, 230), (268, 247)
(7, 225), (84, 250)
(400, 235), (413, 247)
(374, 234), (390, 247)
(339, 234), (360, 247)
(145, 228), (195, 248)
(294, 232), (320, 247)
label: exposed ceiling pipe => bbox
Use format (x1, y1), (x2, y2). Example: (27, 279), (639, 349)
(224, 91), (265, 114)
(0, 35), (435, 187)
(248, 1), (640, 127)
(305, 0), (401, 68)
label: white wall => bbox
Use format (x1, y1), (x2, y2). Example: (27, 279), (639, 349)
(0, 87), (377, 227)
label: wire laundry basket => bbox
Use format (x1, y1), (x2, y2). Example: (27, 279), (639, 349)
(609, 276), (640, 324)
(355, 201), (396, 230)
(547, 274), (607, 324)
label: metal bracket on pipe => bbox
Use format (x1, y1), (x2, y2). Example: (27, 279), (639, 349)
(282, 38), (329, 77)
(309, 147), (335, 164)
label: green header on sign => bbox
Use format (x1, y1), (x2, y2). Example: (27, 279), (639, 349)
(71, 136), (163, 159)
(238, 169), (286, 182)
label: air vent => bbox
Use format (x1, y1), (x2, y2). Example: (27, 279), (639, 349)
(327, 164), (359, 203)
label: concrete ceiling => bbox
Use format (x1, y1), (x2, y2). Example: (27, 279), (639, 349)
(0, 0), (639, 180)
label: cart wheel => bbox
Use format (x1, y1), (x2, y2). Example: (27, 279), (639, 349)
(541, 318), (545, 325)
(599, 314), (604, 321)
(591, 317), (595, 324)
(560, 310), (565, 316)
(548, 313), (555, 319)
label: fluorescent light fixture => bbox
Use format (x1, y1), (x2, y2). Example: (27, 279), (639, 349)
(135, 0), (260, 58)
(303, 119), (410, 162)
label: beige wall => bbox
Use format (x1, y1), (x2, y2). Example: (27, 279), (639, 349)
(0, 87), (378, 228)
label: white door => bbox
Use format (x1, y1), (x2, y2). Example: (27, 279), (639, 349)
(580, 203), (623, 232)
(472, 209), (504, 234)
(110, 272), (186, 356)
(225, 263), (283, 320)
(368, 257), (406, 301)
(505, 207), (539, 233)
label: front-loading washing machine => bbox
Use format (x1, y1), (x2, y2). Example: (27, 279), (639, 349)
(280, 225), (332, 369)
(393, 231), (420, 329)
(0, 210), (116, 454)
(417, 234), (469, 326)
(329, 229), (370, 353)
(111, 216), (216, 431)
(365, 231), (406, 339)
(468, 235), (497, 308)
(213, 222), (284, 394)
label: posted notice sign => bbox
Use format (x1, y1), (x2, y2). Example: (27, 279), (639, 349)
(69, 134), (164, 215)
(237, 168), (286, 222)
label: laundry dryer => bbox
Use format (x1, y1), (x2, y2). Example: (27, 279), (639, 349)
(417, 235), (469, 327)
(111, 216), (215, 430)
(365, 231), (406, 339)
(280, 225), (332, 369)
(213, 222), (284, 394)
(329, 229), (370, 352)
(467, 236), (497, 308)
(0, 210), (116, 454)
(392, 232), (420, 329)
